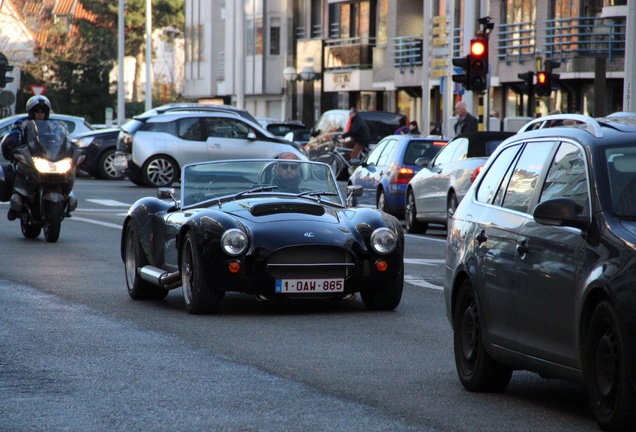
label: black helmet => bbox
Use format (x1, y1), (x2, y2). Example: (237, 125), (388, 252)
(26, 95), (51, 120)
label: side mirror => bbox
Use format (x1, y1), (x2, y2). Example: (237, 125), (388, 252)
(347, 184), (363, 198)
(533, 198), (589, 230)
(247, 131), (257, 140)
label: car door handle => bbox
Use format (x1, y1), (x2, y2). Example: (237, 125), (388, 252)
(517, 241), (529, 255)
(476, 230), (487, 244)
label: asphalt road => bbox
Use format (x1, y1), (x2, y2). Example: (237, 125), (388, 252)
(0, 179), (599, 431)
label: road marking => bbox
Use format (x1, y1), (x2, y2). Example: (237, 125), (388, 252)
(87, 199), (131, 207)
(404, 258), (445, 265)
(405, 277), (443, 290)
(68, 216), (122, 229)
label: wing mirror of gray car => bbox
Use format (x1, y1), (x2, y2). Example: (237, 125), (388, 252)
(247, 131), (257, 140)
(533, 198), (590, 230)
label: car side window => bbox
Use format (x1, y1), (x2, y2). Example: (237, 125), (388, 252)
(451, 138), (469, 162)
(539, 142), (589, 217)
(178, 118), (204, 141)
(376, 139), (397, 167)
(433, 138), (461, 166)
(477, 144), (521, 204)
(223, 118), (252, 139)
(501, 141), (556, 214)
(365, 140), (387, 166)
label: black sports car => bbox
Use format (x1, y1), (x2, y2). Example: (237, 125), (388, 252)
(121, 159), (404, 314)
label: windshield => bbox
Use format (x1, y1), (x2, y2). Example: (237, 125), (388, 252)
(181, 159), (343, 208)
(23, 120), (72, 160)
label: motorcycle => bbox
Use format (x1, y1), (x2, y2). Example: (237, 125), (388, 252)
(0, 119), (84, 242)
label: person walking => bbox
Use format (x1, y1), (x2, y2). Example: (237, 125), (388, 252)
(454, 101), (478, 136)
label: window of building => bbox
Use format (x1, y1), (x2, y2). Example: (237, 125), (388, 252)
(270, 17), (281, 55)
(247, 18), (264, 56)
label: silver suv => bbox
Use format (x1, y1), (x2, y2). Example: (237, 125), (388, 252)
(115, 107), (306, 187)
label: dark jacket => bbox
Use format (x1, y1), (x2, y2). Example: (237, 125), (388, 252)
(1, 122), (26, 161)
(455, 113), (479, 135)
(342, 115), (371, 147)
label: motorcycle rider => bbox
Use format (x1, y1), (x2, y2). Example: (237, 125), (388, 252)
(1, 95), (77, 221)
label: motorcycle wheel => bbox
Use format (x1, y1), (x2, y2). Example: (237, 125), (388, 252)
(43, 202), (63, 243)
(20, 219), (41, 239)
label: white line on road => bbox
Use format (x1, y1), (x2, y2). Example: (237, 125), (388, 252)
(86, 199), (131, 207)
(69, 216), (122, 229)
(404, 258), (445, 265)
(404, 277), (443, 290)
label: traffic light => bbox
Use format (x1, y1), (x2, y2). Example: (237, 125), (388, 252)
(536, 71), (550, 97)
(517, 71), (534, 95)
(468, 37), (488, 93)
(452, 55), (471, 91)
(0, 62), (13, 88)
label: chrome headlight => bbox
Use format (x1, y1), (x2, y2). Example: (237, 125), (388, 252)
(33, 157), (73, 174)
(221, 229), (248, 256)
(370, 227), (397, 255)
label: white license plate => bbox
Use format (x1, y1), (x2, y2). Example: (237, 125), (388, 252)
(275, 278), (344, 293)
(113, 154), (128, 170)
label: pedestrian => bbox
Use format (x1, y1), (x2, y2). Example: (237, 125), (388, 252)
(454, 101), (478, 135)
(408, 121), (420, 135)
(341, 107), (371, 159)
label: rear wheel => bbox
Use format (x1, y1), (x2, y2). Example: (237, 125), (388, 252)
(453, 280), (512, 392)
(43, 202), (63, 243)
(377, 190), (389, 214)
(124, 223), (169, 300)
(405, 190), (428, 234)
(585, 301), (636, 431)
(181, 232), (224, 314)
(98, 148), (125, 180)
(142, 155), (179, 188)
(447, 192), (459, 226)
(20, 219), (41, 239)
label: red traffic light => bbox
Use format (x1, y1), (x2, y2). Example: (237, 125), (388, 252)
(537, 71), (548, 85)
(470, 40), (486, 57)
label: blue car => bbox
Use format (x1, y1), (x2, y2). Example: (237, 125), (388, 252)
(348, 135), (447, 217)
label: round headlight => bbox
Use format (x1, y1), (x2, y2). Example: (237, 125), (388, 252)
(221, 229), (248, 256)
(370, 227), (397, 255)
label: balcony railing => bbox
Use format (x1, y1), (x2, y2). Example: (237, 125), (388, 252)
(392, 36), (423, 73)
(496, 21), (536, 64)
(324, 37), (376, 70)
(544, 17), (625, 61)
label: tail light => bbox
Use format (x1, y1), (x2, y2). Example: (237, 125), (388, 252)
(394, 167), (414, 184)
(470, 166), (484, 183)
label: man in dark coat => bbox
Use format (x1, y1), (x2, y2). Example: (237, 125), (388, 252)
(454, 101), (479, 136)
(341, 107), (371, 159)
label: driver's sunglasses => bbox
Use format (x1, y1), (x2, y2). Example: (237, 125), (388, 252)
(278, 163), (299, 171)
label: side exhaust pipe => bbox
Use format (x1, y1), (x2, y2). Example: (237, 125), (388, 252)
(140, 266), (181, 290)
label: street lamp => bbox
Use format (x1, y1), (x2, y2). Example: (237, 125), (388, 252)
(283, 66), (320, 82)
(283, 66), (299, 82)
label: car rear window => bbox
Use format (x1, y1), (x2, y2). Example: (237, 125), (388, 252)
(403, 140), (445, 165)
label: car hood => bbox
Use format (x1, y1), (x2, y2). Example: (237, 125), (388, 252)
(219, 197), (344, 225)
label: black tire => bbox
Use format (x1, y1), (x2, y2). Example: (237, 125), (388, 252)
(316, 153), (344, 180)
(447, 192), (459, 226)
(360, 266), (404, 311)
(405, 190), (428, 234)
(181, 232), (224, 314)
(142, 155), (179, 188)
(585, 301), (636, 431)
(453, 280), (512, 392)
(124, 223), (169, 300)
(43, 202), (63, 243)
(98, 148), (126, 180)
(377, 189), (389, 214)
(20, 219), (41, 239)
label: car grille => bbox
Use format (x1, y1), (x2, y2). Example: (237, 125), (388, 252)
(267, 246), (354, 279)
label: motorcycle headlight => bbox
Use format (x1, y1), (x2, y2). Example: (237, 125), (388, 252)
(221, 229), (248, 256)
(74, 136), (95, 148)
(370, 227), (397, 255)
(33, 157), (73, 174)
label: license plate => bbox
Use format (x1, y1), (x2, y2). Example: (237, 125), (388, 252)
(275, 278), (344, 293)
(113, 154), (128, 170)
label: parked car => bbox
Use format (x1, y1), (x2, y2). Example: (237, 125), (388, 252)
(348, 134), (447, 217)
(257, 119), (306, 137)
(284, 129), (312, 149)
(404, 131), (515, 233)
(444, 113), (636, 431)
(115, 108), (306, 188)
(121, 158), (404, 314)
(0, 113), (94, 142)
(304, 109), (408, 160)
(72, 127), (124, 180)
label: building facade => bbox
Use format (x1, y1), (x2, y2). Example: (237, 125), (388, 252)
(184, 0), (630, 132)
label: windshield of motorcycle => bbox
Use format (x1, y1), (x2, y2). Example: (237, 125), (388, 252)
(24, 120), (72, 161)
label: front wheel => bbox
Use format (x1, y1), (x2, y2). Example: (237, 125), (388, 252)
(360, 267), (403, 311)
(585, 301), (636, 431)
(453, 280), (512, 392)
(181, 232), (224, 314)
(315, 152), (344, 180)
(43, 201), (63, 243)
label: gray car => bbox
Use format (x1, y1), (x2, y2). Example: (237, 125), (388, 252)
(115, 108), (306, 188)
(0, 113), (94, 140)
